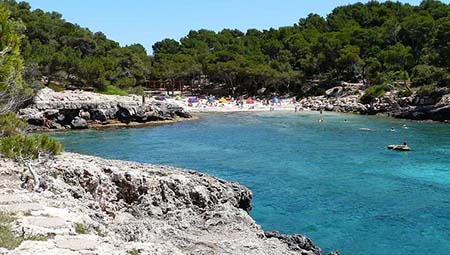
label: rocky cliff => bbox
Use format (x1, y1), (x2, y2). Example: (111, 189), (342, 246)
(299, 84), (450, 122)
(0, 153), (337, 255)
(18, 88), (192, 130)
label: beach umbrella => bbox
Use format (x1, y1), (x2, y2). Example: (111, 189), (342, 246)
(272, 97), (279, 103)
(219, 97), (228, 103)
(246, 98), (254, 104)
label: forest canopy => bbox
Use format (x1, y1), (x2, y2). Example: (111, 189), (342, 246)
(2, 0), (450, 97)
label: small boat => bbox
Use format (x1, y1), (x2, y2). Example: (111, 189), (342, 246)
(359, 128), (373, 131)
(387, 144), (410, 151)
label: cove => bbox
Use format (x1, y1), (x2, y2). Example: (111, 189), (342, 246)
(52, 112), (450, 255)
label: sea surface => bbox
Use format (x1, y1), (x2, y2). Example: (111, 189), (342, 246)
(52, 112), (450, 255)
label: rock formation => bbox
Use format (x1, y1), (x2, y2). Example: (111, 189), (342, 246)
(0, 153), (337, 255)
(300, 84), (450, 122)
(18, 88), (192, 130)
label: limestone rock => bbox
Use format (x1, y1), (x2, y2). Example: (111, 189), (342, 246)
(70, 117), (88, 129)
(0, 152), (333, 254)
(18, 88), (192, 130)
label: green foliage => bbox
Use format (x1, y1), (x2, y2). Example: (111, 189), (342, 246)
(127, 249), (140, 255)
(0, 133), (63, 159)
(360, 85), (389, 104)
(0, 213), (14, 224)
(1, 1), (151, 91)
(47, 83), (65, 92)
(0, 112), (63, 160)
(0, 212), (47, 250)
(74, 223), (87, 234)
(416, 84), (438, 97)
(0, 112), (26, 136)
(127, 85), (144, 96)
(0, 5), (23, 91)
(398, 89), (412, 98)
(0, 4), (31, 112)
(95, 85), (128, 96)
(3, 0), (450, 96)
(148, 1), (450, 96)
(411, 64), (446, 86)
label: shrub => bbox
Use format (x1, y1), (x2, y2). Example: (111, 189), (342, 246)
(398, 89), (412, 98)
(74, 223), (87, 234)
(416, 85), (438, 97)
(0, 134), (63, 160)
(0, 212), (47, 250)
(0, 112), (27, 136)
(95, 85), (129, 96)
(47, 83), (65, 92)
(360, 85), (389, 104)
(0, 112), (63, 191)
(411, 65), (446, 87)
(127, 86), (144, 96)
(127, 249), (140, 255)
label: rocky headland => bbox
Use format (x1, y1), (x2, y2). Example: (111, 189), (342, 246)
(298, 83), (450, 122)
(0, 152), (338, 255)
(18, 88), (192, 131)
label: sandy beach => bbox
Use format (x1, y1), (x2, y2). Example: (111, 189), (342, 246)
(175, 98), (302, 113)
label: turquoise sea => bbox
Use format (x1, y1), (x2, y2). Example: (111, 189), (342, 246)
(52, 112), (450, 255)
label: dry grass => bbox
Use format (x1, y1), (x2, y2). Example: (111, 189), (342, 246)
(0, 212), (47, 250)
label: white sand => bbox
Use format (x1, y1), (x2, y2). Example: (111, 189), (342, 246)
(169, 98), (304, 113)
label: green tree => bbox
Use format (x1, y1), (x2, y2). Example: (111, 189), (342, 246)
(0, 5), (29, 113)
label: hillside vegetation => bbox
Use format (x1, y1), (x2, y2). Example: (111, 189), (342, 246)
(2, 0), (450, 97)
(1, 0), (151, 93)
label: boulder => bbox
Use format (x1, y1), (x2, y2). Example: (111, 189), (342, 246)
(116, 106), (132, 124)
(71, 116), (88, 129)
(175, 110), (192, 118)
(437, 94), (450, 107)
(265, 231), (322, 255)
(19, 108), (44, 126)
(79, 109), (91, 120)
(325, 87), (343, 98)
(90, 109), (108, 122)
(429, 106), (450, 121)
(44, 109), (60, 119)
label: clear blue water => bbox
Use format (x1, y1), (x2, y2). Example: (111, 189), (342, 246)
(52, 112), (450, 255)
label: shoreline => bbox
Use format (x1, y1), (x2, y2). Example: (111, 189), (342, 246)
(186, 105), (450, 124)
(0, 151), (332, 255)
(31, 115), (200, 133)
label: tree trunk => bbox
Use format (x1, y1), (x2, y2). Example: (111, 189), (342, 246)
(20, 157), (40, 192)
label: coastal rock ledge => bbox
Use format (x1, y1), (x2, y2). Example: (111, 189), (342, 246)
(18, 88), (192, 130)
(0, 153), (337, 255)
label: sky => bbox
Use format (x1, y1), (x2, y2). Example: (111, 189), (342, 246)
(24, 0), (445, 54)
